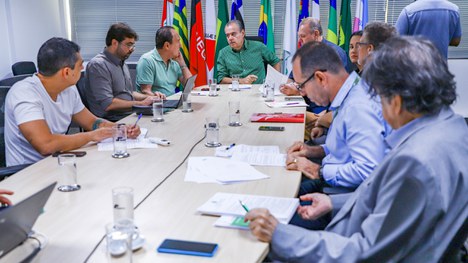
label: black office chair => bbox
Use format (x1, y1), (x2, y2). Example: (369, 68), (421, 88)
(11, 61), (37, 76)
(127, 63), (137, 89)
(0, 86), (32, 180)
(0, 74), (32, 87)
(75, 71), (88, 109)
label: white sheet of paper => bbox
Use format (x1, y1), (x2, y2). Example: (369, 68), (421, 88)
(97, 128), (157, 151)
(264, 100), (308, 108)
(259, 65), (289, 95)
(231, 153), (286, 167)
(229, 84), (252, 90)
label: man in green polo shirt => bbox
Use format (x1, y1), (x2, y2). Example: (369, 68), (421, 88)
(216, 20), (281, 85)
(136, 26), (192, 97)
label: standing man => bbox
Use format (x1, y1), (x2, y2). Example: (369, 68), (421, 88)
(216, 20), (280, 85)
(86, 23), (160, 121)
(246, 36), (468, 262)
(396, 0), (461, 60)
(5, 38), (140, 166)
(136, 26), (192, 97)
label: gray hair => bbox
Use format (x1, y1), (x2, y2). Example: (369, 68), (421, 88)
(363, 22), (397, 51)
(226, 20), (244, 31)
(292, 41), (343, 76)
(363, 36), (457, 114)
(299, 17), (323, 36)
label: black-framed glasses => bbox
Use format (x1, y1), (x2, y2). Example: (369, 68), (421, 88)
(294, 69), (327, 92)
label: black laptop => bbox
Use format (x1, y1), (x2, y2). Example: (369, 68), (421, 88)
(0, 182), (56, 258)
(133, 74), (197, 115)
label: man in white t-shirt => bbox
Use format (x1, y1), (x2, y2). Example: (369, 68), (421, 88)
(4, 37), (141, 166)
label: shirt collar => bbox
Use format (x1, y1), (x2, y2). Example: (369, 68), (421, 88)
(385, 107), (454, 150)
(153, 48), (164, 62)
(329, 71), (360, 110)
(103, 49), (124, 66)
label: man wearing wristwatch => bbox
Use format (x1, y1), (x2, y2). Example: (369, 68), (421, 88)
(136, 26), (192, 97)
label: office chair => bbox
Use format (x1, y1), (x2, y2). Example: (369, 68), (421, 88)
(11, 61), (37, 76)
(127, 63), (137, 88)
(0, 74), (31, 87)
(0, 86), (32, 180)
(75, 71), (88, 108)
(245, 36), (264, 43)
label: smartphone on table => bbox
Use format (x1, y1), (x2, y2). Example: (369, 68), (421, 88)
(259, 126), (285, 131)
(157, 239), (218, 257)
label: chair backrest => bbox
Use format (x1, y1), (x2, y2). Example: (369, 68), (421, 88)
(75, 71), (89, 109)
(127, 63), (137, 90)
(0, 74), (31, 87)
(0, 86), (11, 167)
(245, 36), (264, 43)
(11, 61), (37, 76)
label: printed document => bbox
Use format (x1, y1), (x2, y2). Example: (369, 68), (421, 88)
(97, 128), (157, 151)
(259, 64), (289, 95)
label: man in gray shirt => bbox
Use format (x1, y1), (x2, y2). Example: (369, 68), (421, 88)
(85, 23), (162, 121)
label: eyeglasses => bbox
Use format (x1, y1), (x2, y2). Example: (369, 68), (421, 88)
(356, 42), (371, 48)
(120, 42), (136, 49)
(294, 69), (327, 92)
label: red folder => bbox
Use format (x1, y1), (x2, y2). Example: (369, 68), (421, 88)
(250, 113), (305, 123)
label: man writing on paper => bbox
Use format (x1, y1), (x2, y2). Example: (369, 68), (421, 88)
(246, 36), (468, 262)
(5, 38), (141, 166)
(136, 26), (192, 97)
(216, 20), (280, 85)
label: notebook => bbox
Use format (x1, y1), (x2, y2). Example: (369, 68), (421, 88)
(0, 182), (56, 258)
(250, 113), (305, 123)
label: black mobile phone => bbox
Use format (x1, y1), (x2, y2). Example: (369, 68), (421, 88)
(157, 239), (218, 257)
(52, 151), (87, 157)
(259, 126), (285, 131)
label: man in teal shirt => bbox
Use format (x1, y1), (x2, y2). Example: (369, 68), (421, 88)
(216, 20), (281, 85)
(136, 26), (192, 97)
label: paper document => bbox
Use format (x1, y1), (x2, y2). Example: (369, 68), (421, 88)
(198, 192), (299, 222)
(185, 157), (269, 184)
(259, 65), (289, 95)
(265, 100), (308, 108)
(229, 84), (252, 90)
(97, 128), (158, 151)
(191, 90), (209, 96)
(225, 144), (286, 166)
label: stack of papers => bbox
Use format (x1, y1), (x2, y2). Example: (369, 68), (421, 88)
(229, 84), (252, 90)
(197, 192), (299, 229)
(265, 100), (308, 108)
(218, 144), (285, 167)
(259, 65), (289, 96)
(185, 157), (269, 184)
(97, 128), (158, 151)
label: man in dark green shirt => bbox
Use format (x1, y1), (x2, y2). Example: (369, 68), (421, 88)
(216, 20), (281, 85)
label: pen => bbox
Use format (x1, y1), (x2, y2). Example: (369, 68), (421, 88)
(239, 200), (249, 213)
(225, 143), (236, 150)
(133, 113), (142, 128)
(286, 102), (299, 105)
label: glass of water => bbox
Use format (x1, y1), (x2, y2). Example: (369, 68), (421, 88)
(112, 124), (130, 159)
(231, 74), (240, 91)
(151, 98), (164, 122)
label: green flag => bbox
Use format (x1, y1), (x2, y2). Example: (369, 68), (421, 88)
(327, 0), (338, 44)
(173, 0), (189, 67)
(214, 0), (229, 79)
(338, 0), (352, 53)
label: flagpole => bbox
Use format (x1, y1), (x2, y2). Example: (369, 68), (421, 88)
(384, 0), (389, 23)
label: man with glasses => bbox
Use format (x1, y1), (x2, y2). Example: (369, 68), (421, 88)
(357, 22), (397, 69)
(136, 26), (192, 97)
(86, 23), (160, 121)
(284, 42), (390, 230)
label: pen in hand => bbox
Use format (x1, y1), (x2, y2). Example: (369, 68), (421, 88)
(239, 200), (249, 213)
(225, 143), (236, 150)
(133, 113), (143, 128)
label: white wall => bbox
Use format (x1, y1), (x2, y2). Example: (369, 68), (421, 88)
(0, 0), (67, 79)
(449, 60), (468, 117)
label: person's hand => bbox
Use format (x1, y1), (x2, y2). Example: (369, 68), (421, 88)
(279, 83), (300, 96)
(174, 51), (186, 66)
(286, 157), (320, 180)
(152, 92), (166, 100)
(127, 124), (141, 139)
(286, 141), (305, 155)
(244, 208), (279, 242)
(0, 189), (14, 206)
(137, 96), (156, 106)
(90, 127), (114, 142)
(297, 193), (332, 220)
(240, 75), (258, 84)
(316, 111), (333, 128)
(310, 127), (325, 139)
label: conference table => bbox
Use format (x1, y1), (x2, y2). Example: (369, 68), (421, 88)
(0, 85), (304, 263)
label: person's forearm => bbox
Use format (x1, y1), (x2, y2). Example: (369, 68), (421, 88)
(305, 145), (326, 159)
(105, 98), (136, 112)
(273, 62), (281, 72)
(34, 133), (94, 156)
(220, 77), (231, 84)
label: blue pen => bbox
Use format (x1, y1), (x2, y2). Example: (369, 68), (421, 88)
(133, 113), (143, 127)
(225, 143), (236, 150)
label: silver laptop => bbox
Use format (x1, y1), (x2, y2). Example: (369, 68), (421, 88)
(0, 182), (56, 258)
(163, 74), (197, 109)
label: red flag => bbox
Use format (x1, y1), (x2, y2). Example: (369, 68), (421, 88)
(161, 0), (174, 27)
(190, 0), (207, 87)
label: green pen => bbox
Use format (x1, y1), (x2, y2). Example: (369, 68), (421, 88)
(239, 200), (249, 213)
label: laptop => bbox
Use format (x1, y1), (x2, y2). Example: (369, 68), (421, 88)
(132, 74), (197, 115)
(0, 182), (56, 258)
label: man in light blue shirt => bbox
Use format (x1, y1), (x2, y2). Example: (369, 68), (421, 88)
(286, 42), (390, 194)
(396, 0), (461, 60)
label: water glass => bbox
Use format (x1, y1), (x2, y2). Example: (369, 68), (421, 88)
(182, 93), (193, 112)
(265, 83), (275, 102)
(57, 154), (80, 192)
(112, 124), (130, 159)
(151, 99), (164, 122)
(208, 83), (218, 96)
(205, 117), (221, 147)
(106, 219), (134, 263)
(231, 74), (240, 91)
(228, 101), (242, 127)
(112, 187), (134, 223)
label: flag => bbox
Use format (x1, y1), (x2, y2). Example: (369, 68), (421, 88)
(189, 0), (208, 87)
(327, 0), (338, 44)
(161, 0), (174, 27)
(297, 0), (309, 31)
(353, 0), (368, 32)
(338, 0), (351, 53)
(282, 0), (297, 76)
(258, 0), (275, 53)
(231, 0), (245, 29)
(205, 0), (216, 83)
(311, 0), (320, 20)
(173, 0), (189, 67)
(214, 0), (229, 79)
